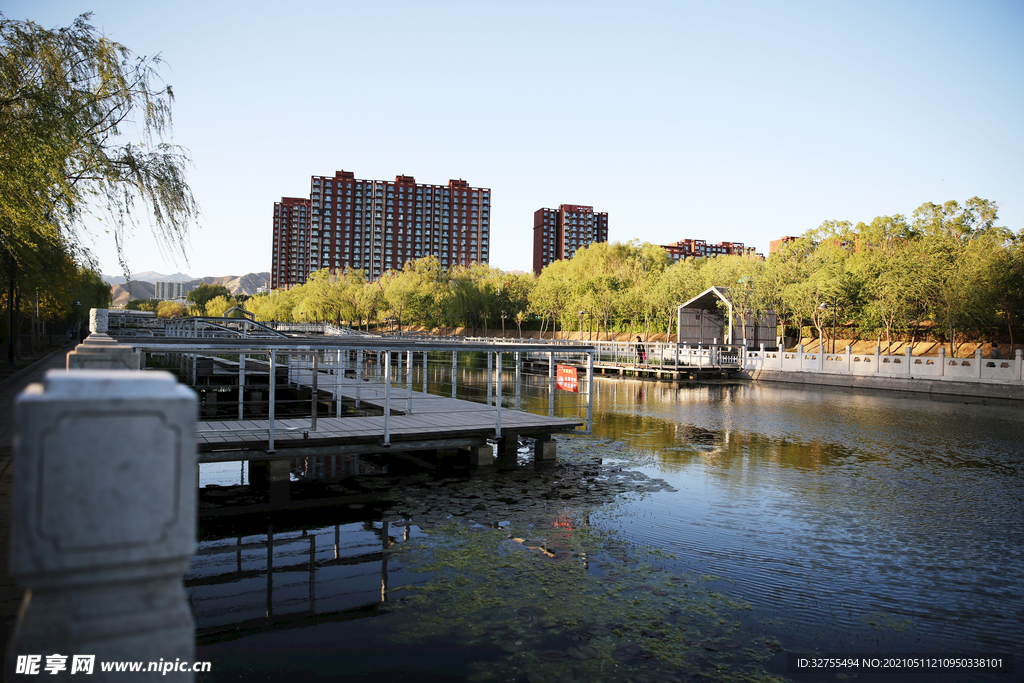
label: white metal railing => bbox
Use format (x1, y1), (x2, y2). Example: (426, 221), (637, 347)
(164, 317), (286, 339)
(129, 340), (596, 452)
(743, 343), (1024, 385)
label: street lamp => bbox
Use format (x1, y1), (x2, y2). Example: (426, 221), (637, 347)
(818, 296), (838, 353)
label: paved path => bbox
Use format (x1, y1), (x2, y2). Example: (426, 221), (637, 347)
(0, 344), (73, 650)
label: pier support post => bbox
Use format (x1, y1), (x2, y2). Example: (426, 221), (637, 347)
(8, 370), (197, 680)
(268, 460), (291, 506)
(534, 436), (557, 462)
(496, 433), (519, 466)
(464, 445), (494, 467)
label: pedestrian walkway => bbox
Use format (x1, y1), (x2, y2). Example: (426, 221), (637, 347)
(0, 344), (73, 648)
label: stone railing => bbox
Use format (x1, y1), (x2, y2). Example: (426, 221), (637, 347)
(6, 309), (198, 681)
(743, 344), (1024, 385)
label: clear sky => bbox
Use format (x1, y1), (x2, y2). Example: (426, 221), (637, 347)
(6, 1), (1024, 279)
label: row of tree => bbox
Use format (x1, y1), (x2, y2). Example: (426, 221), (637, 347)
(241, 197), (1023, 356)
(1, 13), (199, 362)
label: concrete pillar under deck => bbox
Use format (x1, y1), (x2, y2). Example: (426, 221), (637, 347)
(496, 433), (519, 466)
(463, 445), (494, 467)
(534, 437), (557, 462)
(249, 460), (291, 505)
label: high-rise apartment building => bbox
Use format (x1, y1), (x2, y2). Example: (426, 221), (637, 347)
(271, 171), (491, 288)
(271, 197), (312, 289)
(532, 205), (609, 275)
(662, 239), (760, 262)
(154, 281), (192, 300)
(769, 236), (798, 254)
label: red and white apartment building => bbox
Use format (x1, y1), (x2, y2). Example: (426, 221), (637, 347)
(272, 170), (491, 289)
(532, 204), (609, 275)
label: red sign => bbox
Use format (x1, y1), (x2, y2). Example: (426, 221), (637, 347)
(556, 365), (579, 393)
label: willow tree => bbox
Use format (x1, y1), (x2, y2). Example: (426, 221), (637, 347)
(1, 12), (199, 360)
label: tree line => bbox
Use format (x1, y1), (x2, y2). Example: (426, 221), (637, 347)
(1, 13), (198, 362)
(243, 197), (1023, 356)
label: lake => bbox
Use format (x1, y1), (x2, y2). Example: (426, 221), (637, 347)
(191, 374), (1023, 682)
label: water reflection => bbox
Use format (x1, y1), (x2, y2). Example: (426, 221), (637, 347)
(191, 374), (1024, 682)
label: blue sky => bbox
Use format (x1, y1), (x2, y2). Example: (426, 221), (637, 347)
(6, 1), (1024, 278)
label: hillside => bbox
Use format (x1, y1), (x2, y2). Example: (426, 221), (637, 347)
(107, 272), (270, 306)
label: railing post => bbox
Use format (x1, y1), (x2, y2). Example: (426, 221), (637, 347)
(487, 351), (493, 406)
(452, 350), (458, 399)
(587, 349), (594, 433)
(311, 351), (318, 431)
(406, 349), (413, 415)
(515, 351), (521, 410)
(268, 350), (276, 453)
(384, 351), (391, 445)
(9, 370), (197, 679)
(239, 353), (246, 420)
(422, 351), (428, 395)
(939, 347), (946, 377)
(548, 350), (555, 417)
(356, 349), (363, 408)
(495, 351), (502, 437)
(335, 349), (341, 417)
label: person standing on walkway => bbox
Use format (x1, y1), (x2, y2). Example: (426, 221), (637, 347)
(635, 336), (646, 364)
(991, 343), (1001, 359)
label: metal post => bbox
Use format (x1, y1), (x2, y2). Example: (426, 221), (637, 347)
(356, 349), (362, 408)
(548, 350), (555, 417)
(268, 350), (276, 453)
(335, 349), (341, 418)
(514, 351), (521, 410)
(496, 351), (502, 437)
(487, 352), (493, 406)
(452, 350), (457, 398)
(586, 349), (594, 433)
(239, 353), (246, 420)
(422, 351), (428, 395)
(406, 349), (413, 415)
(383, 351), (391, 445)
(311, 351), (318, 432)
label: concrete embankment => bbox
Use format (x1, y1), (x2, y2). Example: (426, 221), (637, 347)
(742, 368), (1024, 401)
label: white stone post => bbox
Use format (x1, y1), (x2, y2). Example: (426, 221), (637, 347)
(66, 309), (140, 370)
(845, 345), (852, 373)
(8, 370), (197, 681)
(1016, 349), (1023, 382)
(975, 347), (983, 378)
(939, 347), (946, 377)
(797, 344), (804, 370)
(905, 346), (912, 375)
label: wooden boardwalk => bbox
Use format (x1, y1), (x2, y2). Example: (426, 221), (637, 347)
(198, 369), (581, 462)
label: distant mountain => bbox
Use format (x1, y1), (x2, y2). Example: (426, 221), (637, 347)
(106, 272), (271, 306)
(102, 271), (193, 286)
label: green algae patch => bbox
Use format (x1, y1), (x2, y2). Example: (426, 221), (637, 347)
(376, 455), (785, 683)
(859, 611), (914, 632)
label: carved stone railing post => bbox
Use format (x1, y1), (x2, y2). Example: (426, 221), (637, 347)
(7, 370), (197, 680)
(66, 309), (141, 370)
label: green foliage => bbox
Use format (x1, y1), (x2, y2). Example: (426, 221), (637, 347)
(1, 12), (197, 360)
(186, 283), (231, 311)
(156, 300), (185, 318)
(124, 298), (160, 312)
(246, 199), (1020, 349)
(203, 294), (236, 318)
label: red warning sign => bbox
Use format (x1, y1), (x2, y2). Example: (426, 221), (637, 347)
(556, 365), (579, 393)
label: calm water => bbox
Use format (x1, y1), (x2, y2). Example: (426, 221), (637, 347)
(192, 376), (1024, 682)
